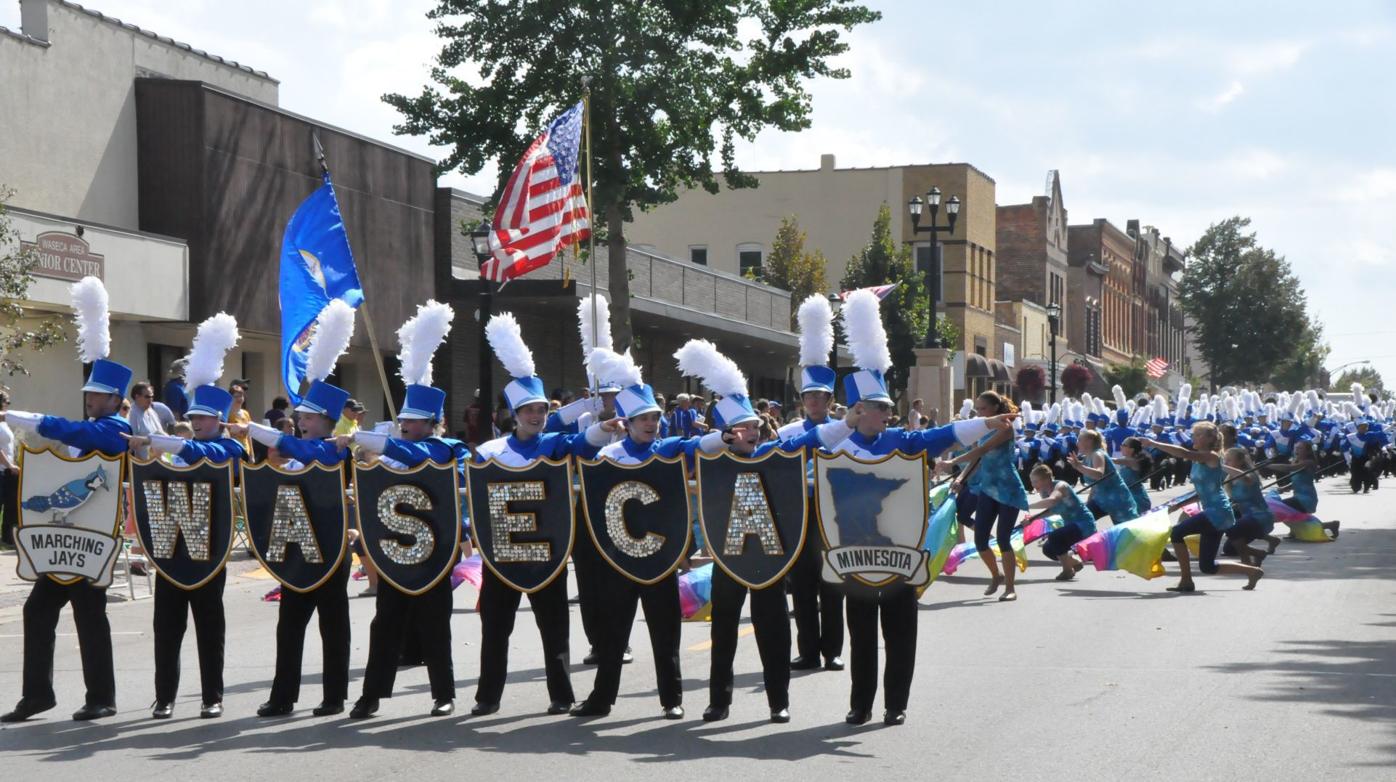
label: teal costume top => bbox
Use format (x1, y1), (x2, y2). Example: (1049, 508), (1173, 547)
(1088, 449), (1139, 523)
(1191, 460), (1234, 531)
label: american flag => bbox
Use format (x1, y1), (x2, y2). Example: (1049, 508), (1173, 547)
(482, 101), (590, 283)
(1145, 356), (1169, 378)
(838, 283), (900, 301)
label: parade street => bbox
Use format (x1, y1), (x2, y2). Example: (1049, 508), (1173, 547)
(0, 476), (1390, 781)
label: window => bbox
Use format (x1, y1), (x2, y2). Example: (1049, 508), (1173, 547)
(737, 243), (763, 278)
(914, 243), (945, 303)
(689, 246), (707, 266)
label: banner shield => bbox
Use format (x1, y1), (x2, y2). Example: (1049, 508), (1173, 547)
(15, 446), (124, 587)
(578, 454), (692, 585)
(465, 457), (574, 593)
(696, 449), (808, 589)
(131, 456), (237, 589)
(353, 460), (462, 595)
(240, 462), (348, 593)
(814, 451), (931, 588)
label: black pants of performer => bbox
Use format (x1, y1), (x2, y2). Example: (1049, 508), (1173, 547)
(269, 561), (351, 705)
(789, 509), (843, 662)
(153, 571), (226, 704)
(1150, 458), (1173, 491)
(571, 530), (605, 651)
(974, 494), (1020, 554)
(22, 578), (114, 706)
(0, 468), (19, 545)
(845, 584), (917, 714)
(360, 576), (455, 703)
(586, 571), (682, 708)
(476, 568), (573, 706)
(708, 569), (789, 710)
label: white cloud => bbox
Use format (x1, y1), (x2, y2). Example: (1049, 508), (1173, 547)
(1200, 80), (1245, 111)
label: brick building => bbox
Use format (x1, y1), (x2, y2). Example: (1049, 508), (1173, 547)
(1068, 219), (1138, 368)
(1127, 220), (1187, 391)
(996, 170), (1074, 398)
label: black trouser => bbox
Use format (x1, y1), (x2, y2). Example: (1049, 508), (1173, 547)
(708, 568), (789, 710)
(153, 571), (226, 704)
(584, 571), (682, 708)
(360, 576), (455, 703)
(571, 530), (604, 650)
(0, 469), (19, 545)
(1351, 453), (1375, 493)
(22, 578), (114, 706)
(845, 584), (917, 714)
(790, 506), (843, 662)
(476, 568), (573, 706)
(269, 561), (351, 705)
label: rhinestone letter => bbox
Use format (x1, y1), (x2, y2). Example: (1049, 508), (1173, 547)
(375, 485), (436, 566)
(267, 485), (323, 564)
(723, 472), (783, 557)
(142, 480), (214, 561)
(487, 481), (551, 562)
(604, 481), (665, 558)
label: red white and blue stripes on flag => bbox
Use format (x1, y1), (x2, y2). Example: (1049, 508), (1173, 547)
(482, 101), (591, 283)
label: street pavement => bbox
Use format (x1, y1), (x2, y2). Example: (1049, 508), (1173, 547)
(0, 475), (1392, 780)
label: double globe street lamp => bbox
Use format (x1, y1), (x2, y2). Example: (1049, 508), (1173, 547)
(470, 220), (495, 408)
(908, 187), (960, 349)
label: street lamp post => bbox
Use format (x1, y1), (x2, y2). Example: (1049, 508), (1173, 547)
(908, 187), (960, 349)
(1046, 301), (1062, 404)
(471, 221), (495, 410)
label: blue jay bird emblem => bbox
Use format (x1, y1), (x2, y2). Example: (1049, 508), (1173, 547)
(22, 467), (110, 523)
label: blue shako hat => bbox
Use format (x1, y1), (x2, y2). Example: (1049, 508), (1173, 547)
(70, 277), (132, 396)
(800, 365), (837, 395)
(486, 312), (550, 413)
(83, 359), (133, 397)
(400, 384), (446, 420)
(614, 383), (661, 419)
(187, 385), (234, 420)
(395, 300), (455, 420)
(297, 380), (350, 421)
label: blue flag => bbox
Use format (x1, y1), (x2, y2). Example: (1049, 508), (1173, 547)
(278, 173), (364, 404)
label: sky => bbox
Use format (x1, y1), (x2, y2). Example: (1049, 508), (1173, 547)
(6, 0), (1393, 386)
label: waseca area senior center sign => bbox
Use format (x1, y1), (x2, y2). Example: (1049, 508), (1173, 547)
(20, 231), (105, 282)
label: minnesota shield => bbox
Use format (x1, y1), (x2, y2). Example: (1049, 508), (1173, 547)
(353, 460), (462, 595)
(465, 457), (574, 593)
(696, 449), (808, 589)
(131, 456), (237, 589)
(15, 446), (124, 587)
(240, 461), (348, 593)
(578, 454), (692, 584)
(814, 451), (930, 587)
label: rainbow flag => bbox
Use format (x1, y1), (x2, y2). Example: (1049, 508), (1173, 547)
(451, 554), (484, 590)
(679, 563), (714, 621)
(919, 483), (958, 591)
(1265, 491), (1331, 542)
(940, 513), (1062, 576)
(1072, 507), (1171, 580)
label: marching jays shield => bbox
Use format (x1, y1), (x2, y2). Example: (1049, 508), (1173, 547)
(578, 454), (692, 585)
(240, 462), (349, 593)
(15, 446), (124, 588)
(465, 457), (574, 593)
(814, 451), (931, 588)
(131, 456), (237, 589)
(353, 460), (462, 595)
(696, 449), (808, 589)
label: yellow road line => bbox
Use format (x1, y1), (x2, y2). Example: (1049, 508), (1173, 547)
(688, 624), (754, 652)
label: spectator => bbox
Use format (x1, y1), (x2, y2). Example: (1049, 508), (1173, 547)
(671, 393), (700, 437)
(151, 398), (177, 433)
(126, 381), (164, 458)
(264, 396), (290, 428)
(908, 399), (925, 430)
(464, 397), (489, 446)
(227, 379), (254, 453)
(334, 398), (366, 436)
(0, 390), (16, 546)
(928, 407), (940, 427)
(162, 358), (190, 419)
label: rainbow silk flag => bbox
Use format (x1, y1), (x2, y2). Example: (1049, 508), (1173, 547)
(679, 563), (714, 621)
(940, 513), (1063, 576)
(919, 483), (958, 591)
(1265, 491), (1331, 542)
(1072, 507), (1171, 580)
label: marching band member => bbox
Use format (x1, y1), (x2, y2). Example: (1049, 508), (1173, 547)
(778, 295), (845, 673)
(467, 314), (618, 717)
(823, 290), (1014, 726)
(234, 300), (356, 718)
(0, 278), (129, 723)
(342, 301), (467, 719)
(126, 313), (243, 720)
(1068, 429), (1139, 525)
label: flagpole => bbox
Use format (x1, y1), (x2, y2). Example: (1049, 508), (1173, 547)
(581, 79), (601, 397)
(313, 132), (399, 422)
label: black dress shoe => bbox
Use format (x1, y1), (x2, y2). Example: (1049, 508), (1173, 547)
(622, 647), (634, 664)
(470, 701), (499, 717)
(2, 698), (57, 722)
(883, 709), (906, 726)
(349, 699), (378, 719)
(151, 701), (174, 720)
(569, 700), (611, 717)
(823, 656), (845, 671)
(431, 700), (454, 717)
(582, 648), (600, 665)
(845, 708), (871, 725)
(257, 701), (294, 717)
(790, 655), (820, 670)
(770, 707), (791, 723)
(546, 701), (573, 715)
(72, 703), (117, 721)
(662, 705), (685, 720)
(200, 702), (223, 719)
(313, 700), (344, 717)
(702, 705), (729, 722)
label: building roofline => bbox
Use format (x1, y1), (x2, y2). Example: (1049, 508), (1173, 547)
(443, 187), (490, 206)
(6, 203), (189, 247)
(740, 160), (997, 185)
(57, 1), (278, 82)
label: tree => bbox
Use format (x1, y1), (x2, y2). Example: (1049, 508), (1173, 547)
(1270, 321), (1330, 390)
(385, 1), (879, 351)
(1104, 358), (1148, 398)
(840, 203), (928, 399)
(1061, 363), (1092, 397)
(1179, 217), (1318, 389)
(1332, 366), (1383, 395)
(761, 216), (828, 327)
(0, 187), (67, 377)
(1015, 364), (1046, 403)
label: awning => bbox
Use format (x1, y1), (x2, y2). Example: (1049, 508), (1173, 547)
(965, 353), (991, 378)
(988, 359), (1011, 383)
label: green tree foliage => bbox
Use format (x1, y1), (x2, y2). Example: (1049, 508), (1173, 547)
(385, 0), (879, 350)
(762, 216), (828, 327)
(0, 188), (67, 377)
(840, 203), (928, 399)
(1270, 321), (1330, 390)
(1180, 217), (1322, 389)
(1332, 366), (1384, 395)
(1104, 358), (1148, 398)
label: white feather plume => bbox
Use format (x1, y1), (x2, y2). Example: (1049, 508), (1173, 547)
(1306, 389), (1321, 410)
(577, 294), (612, 356)
(797, 295), (835, 367)
(485, 312), (535, 380)
(70, 276), (111, 363)
(184, 313), (239, 389)
(1152, 394), (1168, 422)
(396, 300), (454, 387)
(839, 289), (892, 373)
(1111, 384), (1128, 410)
(305, 299), (356, 383)
(1287, 391), (1305, 418)
(1224, 396), (1239, 422)
(1344, 401), (1363, 420)
(1352, 382), (1365, 404)
(1020, 400), (1034, 421)
(1176, 383), (1192, 413)
(674, 339), (748, 398)
(586, 347), (642, 390)
(1046, 403), (1061, 426)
